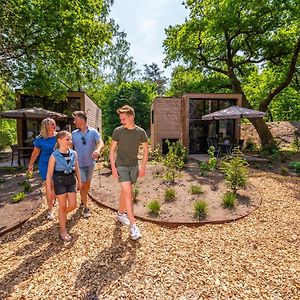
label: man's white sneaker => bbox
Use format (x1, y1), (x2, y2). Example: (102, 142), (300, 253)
(116, 212), (130, 226)
(130, 225), (142, 240)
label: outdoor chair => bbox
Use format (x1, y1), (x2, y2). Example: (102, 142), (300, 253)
(235, 139), (244, 150)
(207, 138), (220, 156)
(10, 144), (18, 166)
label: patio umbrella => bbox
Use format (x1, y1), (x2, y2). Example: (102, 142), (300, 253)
(0, 107), (67, 120)
(201, 105), (266, 120)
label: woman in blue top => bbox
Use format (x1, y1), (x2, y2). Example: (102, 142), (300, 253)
(46, 131), (81, 241)
(28, 118), (57, 220)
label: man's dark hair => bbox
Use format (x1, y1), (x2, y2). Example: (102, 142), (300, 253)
(72, 111), (87, 122)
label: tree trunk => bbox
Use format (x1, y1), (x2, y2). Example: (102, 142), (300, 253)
(248, 117), (274, 147)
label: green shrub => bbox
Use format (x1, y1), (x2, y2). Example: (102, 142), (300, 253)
(291, 136), (300, 151)
(198, 161), (210, 176)
(189, 184), (203, 195)
(222, 191), (237, 208)
(194, 200), (208, 219)
(164, 188), (176, 202)
(12, 192), (25, 203)
(289, 161), (300, 173)
(0, 119), (16, 149)
(220, 147), (249, 194)
(23, 181), (33, 193)
(101, 137), (112, 168)
(26, 171), (34, 179)
(149, 145), (163, 163)
(207, 146), (217, 171)
(147, 199), (161, 216)
(280, 167), (289, 176)
(244, 138), (257, 152)
(133, 185), (139, 201)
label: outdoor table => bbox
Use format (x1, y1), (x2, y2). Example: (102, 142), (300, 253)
(217, 143), (233, 157)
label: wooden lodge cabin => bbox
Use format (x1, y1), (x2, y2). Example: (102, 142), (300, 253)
(16, 91), (102, 147)
(150, 93), (243, 154)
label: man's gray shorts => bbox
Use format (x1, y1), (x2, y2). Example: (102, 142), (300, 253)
(79, 166), (94, 183)
(117, 165), (138, 184)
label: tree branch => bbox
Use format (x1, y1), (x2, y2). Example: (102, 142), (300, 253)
(259, 35), (300, 111)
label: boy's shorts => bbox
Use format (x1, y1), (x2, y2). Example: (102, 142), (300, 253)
(117, 165), (139, 184)
(79, 166), (94, 183)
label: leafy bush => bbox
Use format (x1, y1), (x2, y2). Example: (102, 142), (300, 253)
(244, 138), (257, 152)
(0, 119), (16, 149)
(149, 145), (163, 163)
(12, 192), (25, 203)
(194, 200), (208, 219)
(280, 167), (288, 176)
(222, 191), (237, 208)
(189, 184), (203, 195)
(23, 181), (33, 193)
(147, 199), (161, 216)
(198, 161), (210, 176)
(133, 185), (139, 201)
(289, 161), (300, 173)
(220, 147), (249, 194)
(171, 140), (189, 163)
(163, 140), (185, 183)
(291, 136), (300, 151)
(164, 188), (176, 202)
(207, 146), (217, 171)
(26, 171), (34, 179)
(101, 137), (112, 168)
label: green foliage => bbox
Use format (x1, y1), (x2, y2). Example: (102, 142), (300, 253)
(220, 147), (249, 194)
(101, 137), (112, 168)
(291, 136), (300, 151)
(26, 171), (34, 179)
(0, 119), (17, 149)
(171, 140), (189, 164)
(289, 162), (300, 173)
(222, 192), (237, 208)
(133, 185), (139, 202)
(163, 140), (185, 183)
(147, 199), (161, 216)
(101, 81), (154, 138)
(164, 188), (176, 202)
(194, 200), (208, 219)
(198, 162), (210, 177)
(261, 142), (280, 160)
(23, 181), (33, 193)
(244, 138), (258, 152)
(207, 146), (217, 171)
(149, 146), (163, 163)
(189, 184), (203, 195)
(12, 192), (25, 203)
(280, 167), (289, 176)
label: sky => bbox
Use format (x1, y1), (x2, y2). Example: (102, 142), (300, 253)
(109, 0), (189, 79)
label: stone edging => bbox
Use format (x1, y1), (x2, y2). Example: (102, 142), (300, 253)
(89, 183), (262, 228)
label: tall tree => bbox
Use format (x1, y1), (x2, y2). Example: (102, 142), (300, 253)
(143, 63), (167, 96)
(0, 0), (113, 90)
(164, 0), (300, 146)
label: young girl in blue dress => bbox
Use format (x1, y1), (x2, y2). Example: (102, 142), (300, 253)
(46, 131), (81, 241)
(28, 118), (57, 220)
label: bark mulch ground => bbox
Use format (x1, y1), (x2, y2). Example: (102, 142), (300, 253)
(0, 169), (299, 299)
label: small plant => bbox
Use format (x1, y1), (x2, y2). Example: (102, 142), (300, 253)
(194, 200), (208, 219)
(133, 185), (139, 201)
(289, 161), (300, 173)
(12, 192), (25, 203)
(280, 167), (289, 176)
(101, 137), (112, 168)
(222, 191), (237, 208)
(26, 171), (34, 179)
(189, 184), (203, 195)
(164, 188), (176, 202)
(244, 138), (257, 152)
(147, 199), (161, 216)
(23, 181), (33, 192)
(220, 147), (249, 194)
(207, 146), (217, 171)
(198, 161), (210, 176)
(291, 135), (300, 151)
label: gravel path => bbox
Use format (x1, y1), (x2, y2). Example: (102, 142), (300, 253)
(0, 171), (299, 300)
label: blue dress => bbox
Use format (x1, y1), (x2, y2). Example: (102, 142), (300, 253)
(33, 136), (56, 180)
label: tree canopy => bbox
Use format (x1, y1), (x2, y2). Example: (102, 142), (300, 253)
(164, 0), (300, 146)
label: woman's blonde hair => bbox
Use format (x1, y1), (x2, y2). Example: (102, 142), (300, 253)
(38, 118), (56, 138)
(55, 130), (71, 149)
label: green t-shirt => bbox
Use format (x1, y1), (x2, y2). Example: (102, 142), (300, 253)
(112, 125), (148, 166)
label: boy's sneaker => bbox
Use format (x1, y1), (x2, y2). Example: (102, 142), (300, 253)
(116, 212), (130, 226)
(130, 224), (142, 240)
(83, 208), (91, 218)
(46, 211), (54, 220)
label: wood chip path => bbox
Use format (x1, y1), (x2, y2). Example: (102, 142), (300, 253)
(0, 171), (299, 300)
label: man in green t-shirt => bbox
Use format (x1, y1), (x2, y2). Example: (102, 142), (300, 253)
(109, 105), (148, 240)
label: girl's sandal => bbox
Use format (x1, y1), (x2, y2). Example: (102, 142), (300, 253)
(60, 233), (72, 242)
